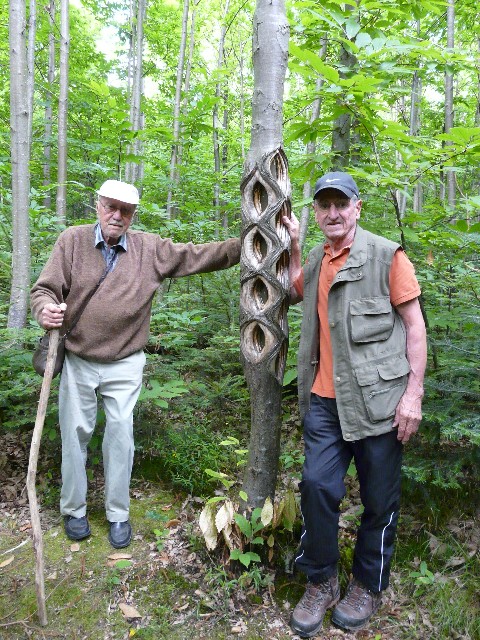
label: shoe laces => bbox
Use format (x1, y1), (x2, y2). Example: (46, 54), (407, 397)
(342, 580), (371, 611)
(299, 581), (331, 614)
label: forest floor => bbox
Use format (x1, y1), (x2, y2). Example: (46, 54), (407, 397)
(0, 429), (478, 640)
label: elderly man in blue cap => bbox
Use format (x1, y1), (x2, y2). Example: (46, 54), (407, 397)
(283, 171), (427, 635)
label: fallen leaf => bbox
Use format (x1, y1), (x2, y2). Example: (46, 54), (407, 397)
(47, 571), (57, 580)
(199, 503), (218, 551)
(64, 555), (72, 563)
(166, 519), (180, 528)
(108, 553), (132, 560)
(119, 603), (142, 619)
(19, 523), (32, 532)
(445, 556), (466, 568)
(0, 556), (14, 568)
(71, 543), (80, 552)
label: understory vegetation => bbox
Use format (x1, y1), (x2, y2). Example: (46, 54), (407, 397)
(1, 275), (478, 638)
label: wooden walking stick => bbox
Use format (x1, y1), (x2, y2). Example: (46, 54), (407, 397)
(27, 327), (61, 626)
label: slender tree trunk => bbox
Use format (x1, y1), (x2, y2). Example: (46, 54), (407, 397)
(26, 0), (36, 150)
(125, 0), (146, 187)
(241, 0), (290, 508)
(331, 41), (356, 169)
(476, 37), (480, 129)
(213, 0), (231, 222)
(399, 24), (423, 217)
(43, 1), (55, 210)
(300, 37), (327, 250)
(445, 0), (455, 208)
(177, 1), (198, 170)
(166, 0), (189, 218)
(8, 0), (31, 329)
(56, 0), (69, 225)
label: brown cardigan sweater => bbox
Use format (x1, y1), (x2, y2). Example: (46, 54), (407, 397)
(30, 224), (241, 362)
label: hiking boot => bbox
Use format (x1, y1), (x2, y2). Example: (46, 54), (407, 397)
(64, 515), (91, 541)
(332, 578), (382, 631)
(290, 574), (340, 638)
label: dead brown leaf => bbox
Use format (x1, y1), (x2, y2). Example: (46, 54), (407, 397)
(118, 602), (142, 619)
(166, 519), (180, 528)
(0, 555), (14, 568)
(107, 552), (132, 560)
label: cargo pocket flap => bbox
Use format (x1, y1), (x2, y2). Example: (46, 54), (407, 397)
(354, 365), (379, 387)
(350, 297), (392, 316)
(377, 356), (410, 381)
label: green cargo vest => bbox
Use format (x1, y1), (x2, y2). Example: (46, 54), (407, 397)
(297, 225), (411, 441)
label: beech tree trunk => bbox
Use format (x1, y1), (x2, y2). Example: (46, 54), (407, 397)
(8, 0), (31, 329)
(213, 0), (230, 223)
(445, 0), (455, 208)
(331, 43), (356, 169)
(241, 0), (290, 508)
(300, 37), (327, 249)
(43, 1), (55, 210)
(166, 0), (189, 218)
(26, 0), (36, 150)
(56, 0), (69, 225)
(125, 0), (146, 186)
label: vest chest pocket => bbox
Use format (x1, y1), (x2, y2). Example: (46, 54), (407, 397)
(354, 355), (410, 422)
(349, 297), (394, 343)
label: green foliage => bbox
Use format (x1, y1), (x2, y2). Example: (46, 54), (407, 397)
(152, 418), (238, 496)
(409, 560), (436, 593)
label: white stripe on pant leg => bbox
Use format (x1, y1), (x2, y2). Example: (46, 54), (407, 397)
(295, 506), (307, 562)
(378, 511), (395, 592)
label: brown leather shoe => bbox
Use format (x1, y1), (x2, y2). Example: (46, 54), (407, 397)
(290, 574), (340, 638)
(332, 578), (382, 631)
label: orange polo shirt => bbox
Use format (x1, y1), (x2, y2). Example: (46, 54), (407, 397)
(293, 245), (421, 398)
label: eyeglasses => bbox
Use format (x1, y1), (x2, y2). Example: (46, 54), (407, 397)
(99, 199), (136, 217)
(315, 199), (352, 212)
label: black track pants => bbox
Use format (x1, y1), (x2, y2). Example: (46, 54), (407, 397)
(295, 394), (403, 592)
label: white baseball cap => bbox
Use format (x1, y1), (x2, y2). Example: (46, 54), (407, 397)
(97, 180), (140, 205)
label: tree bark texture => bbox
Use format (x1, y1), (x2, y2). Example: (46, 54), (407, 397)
(241, 0), (290, 509)
(8, 0), (31, 329)
(56, 0), (69, 225)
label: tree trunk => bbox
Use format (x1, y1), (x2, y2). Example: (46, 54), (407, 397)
(213, 0), (231, 222)
(43, 1), (55, 210)
(177, 1), (198, 170)
(8, 0), (31, 329)
(300, 37), (327, 250)
(125, 0), (146, 186)
(445, 0), (455, 208)
(398, 22), (423, 218)
(331, 43), (356, 169)
(26, 0), (36, 150)
(166, 0), (189, 218)
(56, 0), (69, 225)
(241, 0), (290, 509)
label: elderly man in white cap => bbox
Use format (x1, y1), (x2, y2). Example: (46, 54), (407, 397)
(31, 180), (241, 548)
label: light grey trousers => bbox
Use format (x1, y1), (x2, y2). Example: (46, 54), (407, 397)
(58, 350), (146, 522)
